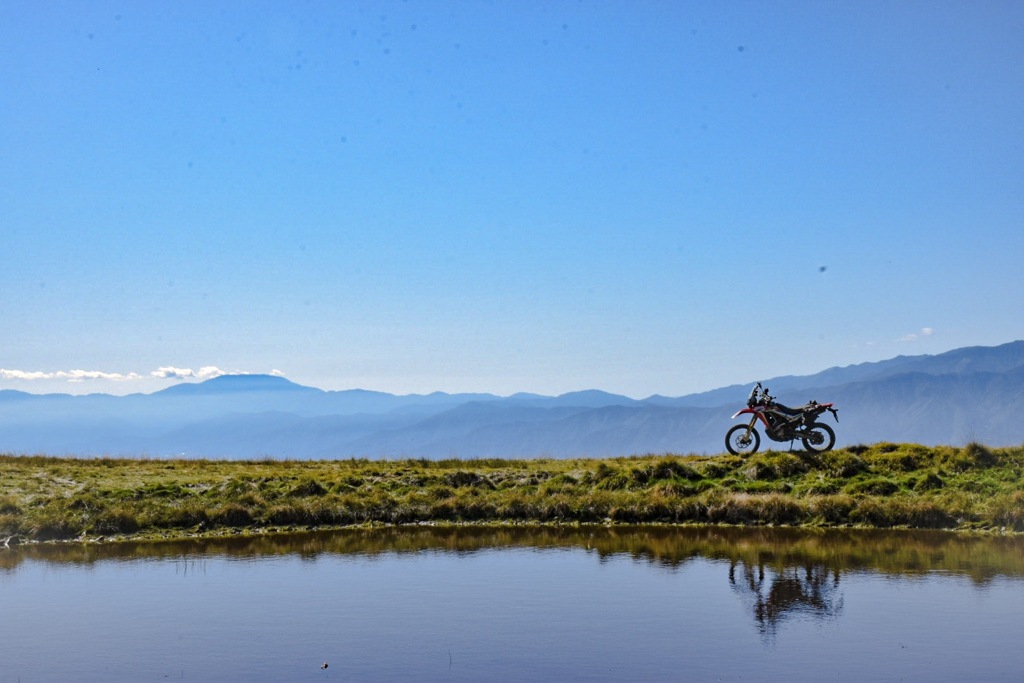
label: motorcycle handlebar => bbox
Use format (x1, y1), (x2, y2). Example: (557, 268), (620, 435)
(748, 382), (776, 406)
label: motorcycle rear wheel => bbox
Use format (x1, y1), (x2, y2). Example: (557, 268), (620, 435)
(801, 423), (836, 453)
(726, 425), (760, 455)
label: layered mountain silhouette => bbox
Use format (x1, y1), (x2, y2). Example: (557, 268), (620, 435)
(2, 341), (1022, 458)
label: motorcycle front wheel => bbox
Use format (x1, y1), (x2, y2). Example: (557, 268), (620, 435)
(725, 425), (760, 455)
(801, 423), (836, 453)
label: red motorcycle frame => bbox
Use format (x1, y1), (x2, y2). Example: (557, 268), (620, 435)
(725, 382), (838, 455)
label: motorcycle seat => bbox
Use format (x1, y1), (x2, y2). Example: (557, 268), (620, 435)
(772, 402), (813, 415)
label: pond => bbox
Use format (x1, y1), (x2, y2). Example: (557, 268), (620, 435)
(1, 527), (1022, 682)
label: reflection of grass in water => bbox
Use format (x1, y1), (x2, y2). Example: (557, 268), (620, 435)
(3, 525), (1023, 587)
(0, 443), (1022, 542)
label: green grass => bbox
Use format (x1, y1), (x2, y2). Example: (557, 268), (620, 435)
(1, 442), (1022, 542)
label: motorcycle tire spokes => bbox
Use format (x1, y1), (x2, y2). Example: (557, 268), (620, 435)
(726, 425), (760, 455)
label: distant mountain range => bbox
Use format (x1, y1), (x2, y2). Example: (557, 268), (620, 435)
(2, 341), (1023, 458)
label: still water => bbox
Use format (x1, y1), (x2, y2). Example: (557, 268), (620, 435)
(1, 527), (1022, 682)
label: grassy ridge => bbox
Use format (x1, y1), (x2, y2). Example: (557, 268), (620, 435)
(1, 442), (1022, 542)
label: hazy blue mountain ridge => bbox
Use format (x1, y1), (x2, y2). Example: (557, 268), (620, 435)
(656, 341), (1024, 408)
(0, 341), (1021, 458)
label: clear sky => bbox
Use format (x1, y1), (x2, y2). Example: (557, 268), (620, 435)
(2, 1), (1023, 398)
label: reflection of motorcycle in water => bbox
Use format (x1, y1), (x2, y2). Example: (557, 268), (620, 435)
(725, 382), (838, 455)
(728, 560), (844, 637)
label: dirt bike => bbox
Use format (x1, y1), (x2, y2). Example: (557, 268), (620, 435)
(725, 382), (838, 455)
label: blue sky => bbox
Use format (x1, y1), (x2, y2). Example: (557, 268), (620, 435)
(2, 1), (1023, 397)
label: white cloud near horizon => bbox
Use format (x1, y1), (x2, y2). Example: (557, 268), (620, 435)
(150, 366), (232, 380)
(0, 369), (144, 382)
(897, 327), (935, 343)
(0, 365), (255, 383)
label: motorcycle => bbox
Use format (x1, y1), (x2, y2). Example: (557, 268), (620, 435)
(725, 382), (838, 455)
